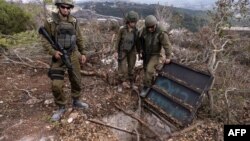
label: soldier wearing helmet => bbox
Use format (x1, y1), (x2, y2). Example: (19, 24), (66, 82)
(139, 15), (172, 96)
(55, 0), (74, 8)
(114, 10), (139, 91)
(41, 0), (89, 121)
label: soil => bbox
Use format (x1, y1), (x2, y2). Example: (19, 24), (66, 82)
(0, 46), (248, 141)
(0, 50), (141, 141)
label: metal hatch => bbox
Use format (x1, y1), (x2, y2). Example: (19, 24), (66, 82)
(143, 61), (214, 128)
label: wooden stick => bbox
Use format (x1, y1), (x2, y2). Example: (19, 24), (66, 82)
(35, 60), (50, 68)
(2, 55), (48, 69)
(14, 86), (34, 99)
(115, 104), (163, 141)
(87, 119), (152, 139)
(167, 121), (203, 139)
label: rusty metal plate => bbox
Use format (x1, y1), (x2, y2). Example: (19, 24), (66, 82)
(161, 62), (213, 91)
(146, 88), (193, 126)
(154, 76), (201, 107)
(143, 61), (214, 127)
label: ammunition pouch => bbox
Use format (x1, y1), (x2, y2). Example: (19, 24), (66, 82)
(118, 27), (137, 61)
(56, 21), (76, 52)
(120, 41), (134, 52)
(48, 68), (65, 80)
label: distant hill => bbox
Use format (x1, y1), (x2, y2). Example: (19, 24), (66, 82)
(77, 1), (209, 32)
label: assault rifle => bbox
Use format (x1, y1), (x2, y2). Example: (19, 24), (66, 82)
(39, 27), (72, 70)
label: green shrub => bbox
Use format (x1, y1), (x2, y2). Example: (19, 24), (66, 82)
(0, 30), (39, 48)
(0, 0), (33, 34)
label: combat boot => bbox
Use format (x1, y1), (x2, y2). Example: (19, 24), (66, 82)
(73, 99), (89, 109)
(140, 86), (150, 97)
(51, 106), (66, 121)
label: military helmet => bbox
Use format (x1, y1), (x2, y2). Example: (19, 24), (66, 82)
(55, 0), (74, 8)
(145, 15), (157, 27)
(125, 11), (139, 22)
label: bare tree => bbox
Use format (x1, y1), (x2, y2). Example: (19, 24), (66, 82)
(205, 0), (249, 117)
(154, 3), (173, 32)
(155, 3), (173, 24)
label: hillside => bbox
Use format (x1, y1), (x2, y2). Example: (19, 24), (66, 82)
(0, 1), (249, 141)
(77, 1), (209, 32)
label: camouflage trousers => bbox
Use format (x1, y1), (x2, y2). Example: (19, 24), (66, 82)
(143, 55), (160, 87)
(118, 49), (136, 82)
(49, 50), (82, 106)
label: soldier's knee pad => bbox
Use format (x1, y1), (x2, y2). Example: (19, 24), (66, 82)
(48, 69), (65, 80)
(52, 80), (63, 92)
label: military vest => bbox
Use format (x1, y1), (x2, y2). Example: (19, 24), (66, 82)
(141, 25), (163, 55)
(119, 26), (137, 52)
(47, 13), (77, 51)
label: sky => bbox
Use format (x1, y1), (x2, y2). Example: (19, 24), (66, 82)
(75, 0), (218, 10)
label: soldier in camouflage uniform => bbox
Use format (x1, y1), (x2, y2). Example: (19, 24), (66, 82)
(41, 0), (88, 121)
(139, 15), (172, 96)
(114, 11), (139, 90)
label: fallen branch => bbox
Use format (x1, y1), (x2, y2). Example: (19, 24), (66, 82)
(14, 50), (25, 62)
(3, 55), (34, 68)
(2, 55), (48, 69)
(134, 127), (140, 141)
(24, 57), (34, 63)
(80, 70), (97, 76)
(80, 70), (106, 78)
(35, 60), (50, 68)
(167, 121), (203, 139)
(14, 86), (35, 99)
(115, 104), (163, 141)
(87, 119), (152, 139)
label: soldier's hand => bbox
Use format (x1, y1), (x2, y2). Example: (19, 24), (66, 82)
(139, 54), (143, 60)
(114, 52), (118, 60)
(80, 55), (86, 64)
(164, 58), (171, 64)
(54, 51), (63, 60)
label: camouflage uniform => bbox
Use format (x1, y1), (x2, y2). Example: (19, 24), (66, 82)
(115, 11), (139, 83)
(115, 26), (138, 82)
(41, 12), (86, 107)
(139, 15), (172, 87)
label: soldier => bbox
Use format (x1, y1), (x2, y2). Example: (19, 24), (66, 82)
(41, 0), (88, 121)
(139, 15), (172, 96)
(114, 10), (139, 90)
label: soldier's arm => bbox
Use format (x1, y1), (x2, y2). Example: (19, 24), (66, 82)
(115, 27), (122, 52)
(41, 20), (56, 56)
(135, 29), (143, 54)
(76, 22), (86, 55)
(160, 32), (172, 59)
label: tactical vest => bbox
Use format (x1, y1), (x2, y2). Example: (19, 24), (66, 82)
(141, 26), (163, 55)
(47, 13), (77, 52)
(119, 26), (137, 52)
